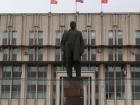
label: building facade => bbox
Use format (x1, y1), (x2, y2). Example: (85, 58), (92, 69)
(0, 13), (140, 105)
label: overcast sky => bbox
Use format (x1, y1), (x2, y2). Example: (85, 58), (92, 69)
(0, 0), (140, 13)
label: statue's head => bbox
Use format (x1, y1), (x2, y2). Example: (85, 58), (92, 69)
(70, 21), (76, 29)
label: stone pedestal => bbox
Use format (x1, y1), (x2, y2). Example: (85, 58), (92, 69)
(63, 78), (86, 105)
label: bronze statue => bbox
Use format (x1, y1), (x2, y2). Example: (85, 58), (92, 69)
(61, 21), (84, 78)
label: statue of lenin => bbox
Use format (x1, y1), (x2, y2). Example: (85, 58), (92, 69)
(61, 21), (84, 78)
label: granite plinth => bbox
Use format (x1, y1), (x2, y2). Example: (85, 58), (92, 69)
(63, 77), (86, 105)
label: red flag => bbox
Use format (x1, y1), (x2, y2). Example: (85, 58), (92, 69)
(76, 0), (84, 3)
(51, 0), (58, 4)
(101, 0), (108, 4)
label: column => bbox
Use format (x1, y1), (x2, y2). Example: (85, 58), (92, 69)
(20, 64), (26, 105)
(47, 64), (53, 105)
(99, 64), (105, 105)
(125, 64), (132, 105)
(0, 64), (2, 103)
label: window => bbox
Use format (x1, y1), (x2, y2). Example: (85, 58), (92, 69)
(27, 66), (37, 98)
(37, 81), (46, 98)
(81, 66), (89, 71)
(1, 65), (21, 99)
(105, 66), (125, 99)
(29, 31), (34, 45)
(55, 48), (61, 61)
(35, 31), (38, 45)
(105, 66), (114, 99)
(38, 66), (47, 80)
(12, 48), (17, 61)
(115, 66), (125, 99)
(3, 48), (18, 61)
(54, 66), (63, 71)
(12, 66), (21, 79)
(27, 81), (36, 98)
(1, 82), (10, 98)
(27, 65), (47, 99)
(90, 66), (98, 71)
(2, 66), (12, 79)
(89, 31), (96, 45)
(116, 48), (123, 61)
(117, 31), (123, 45)
(28, 66), (36, 80)
(82, 31), (88, 45)
(135, 31), (140, 45)
(135, 48), (140, 61)
(81, 48), (88, 61)
(131, 66), (140, 99)
(2, 31), (17, 45)
(81, 65), (98, 71)
(108, 31), (113, 45)
(54, 65), (64, 77)
(2, 31), (8, 45)
(12, 80), (21, 98)
(38, 48), (43, 61)
(108, 30), (123, 45)
(28, 48), (43, 61)
(2, 65), (21, 79)
(108, 48), (113, 61)
(38, 31), (43, 45)
(29, 48), (35, 61)
(56, 31), (62, 46)
(90, 48), (96, 61)
(12, 31), (17, 45)
(29, 31), (43, 45)
(108, 48), (123, 61)
(54, 66), (63, 77)
(3, 48), (9, 61)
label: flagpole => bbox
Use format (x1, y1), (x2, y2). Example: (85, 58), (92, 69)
(101, 0), (108, 13)
(50, 0), (52, 12)
(101, 0), (103, 13)
(75, 1), (77, 12)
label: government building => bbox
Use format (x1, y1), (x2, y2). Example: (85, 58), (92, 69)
(0, 13), (140, 105)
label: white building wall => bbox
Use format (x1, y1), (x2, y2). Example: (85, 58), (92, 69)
(0, 13), (140, 105)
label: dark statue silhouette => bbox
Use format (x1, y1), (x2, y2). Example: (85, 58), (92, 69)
(61, 21), (84, 78)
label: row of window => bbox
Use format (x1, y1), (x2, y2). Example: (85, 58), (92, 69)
(2, 47), (43, 61)
(132, 66), (140, 100)
(2, 65), (47, 80)
(105, 66), (125, 99)
(55, 48), (97, 61)
(1, 80), (47, 99)
(56, 30), (140, 46)
(0, 65), (140, 99)
(1, 65), (47, 98)
(2, 31), (43, 46)
(52, 30), (140, 45)
(105, 66), (140, 100)
(2, 47), (140, 61)
(1, 30), (140, 45)
(55, 48), (140, 61)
